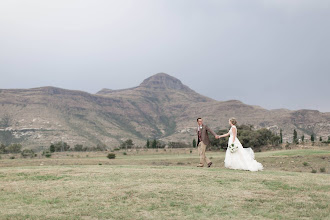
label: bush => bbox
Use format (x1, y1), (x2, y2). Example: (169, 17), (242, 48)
(49, 141), (70, 152)
(21, 149), (35, 158)
(6, 143), (22, 153)
(123, 152), (127, 155)
(303, 162), (309, 166)
(107, 153), (116, 159)
(311, 169), (317, 173)
(42, 150), (52, 158)
(320, 167), (326, 173)
(10, 156), (15, 159)
(285, 143), (291, 149)
(73, 144), (84, 152)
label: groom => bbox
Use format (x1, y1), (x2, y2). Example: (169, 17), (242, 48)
(196, 118), (219, 168)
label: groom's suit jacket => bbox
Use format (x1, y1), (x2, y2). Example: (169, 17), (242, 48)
(196, 124), (217, 146)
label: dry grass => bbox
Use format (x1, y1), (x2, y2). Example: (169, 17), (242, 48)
(0, 148), (329, 219)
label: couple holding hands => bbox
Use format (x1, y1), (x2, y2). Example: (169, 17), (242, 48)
(196, 117), (263, 171)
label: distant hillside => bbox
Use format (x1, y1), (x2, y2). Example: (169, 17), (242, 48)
(0, 73), (329, 150)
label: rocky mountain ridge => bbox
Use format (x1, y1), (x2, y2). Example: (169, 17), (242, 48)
(0, 73), (329, 150)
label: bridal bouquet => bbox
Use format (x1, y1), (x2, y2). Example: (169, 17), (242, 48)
(229, 143), (238, 153)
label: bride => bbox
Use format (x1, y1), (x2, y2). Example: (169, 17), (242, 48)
(218, 118), (263, 171)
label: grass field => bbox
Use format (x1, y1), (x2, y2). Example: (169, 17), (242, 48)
(0, 148), (329, 219)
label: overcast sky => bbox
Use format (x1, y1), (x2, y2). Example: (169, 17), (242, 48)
(1, 0), (329, 112)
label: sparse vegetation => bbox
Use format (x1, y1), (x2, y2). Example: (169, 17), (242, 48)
(42, 150), (52, 158)
(311, 169), (317, 173)
(0, 143), (22, 154)
(303, 162), (309, 166)
(168, 141), (190, 148)
(209, 125), (281, 151)
(320, 167), (326, 173)
(21, 149), (35, 158)
(107, 153), (116, 159)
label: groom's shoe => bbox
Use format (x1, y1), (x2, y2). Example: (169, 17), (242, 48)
(207, 162), (213, 168)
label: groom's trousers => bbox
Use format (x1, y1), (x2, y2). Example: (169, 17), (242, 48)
(198, 141), (211, 166)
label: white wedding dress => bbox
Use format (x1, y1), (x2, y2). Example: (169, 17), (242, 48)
(224, 125), (263, 171)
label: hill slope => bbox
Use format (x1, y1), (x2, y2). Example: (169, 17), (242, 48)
(0, 73), (329, 149)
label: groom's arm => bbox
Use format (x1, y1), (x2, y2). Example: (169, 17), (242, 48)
(206, 125), (217, 137)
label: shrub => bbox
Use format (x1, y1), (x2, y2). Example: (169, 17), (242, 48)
(123, 152), (127, 155)
(42, 150), (52, 158)
(107, 153), (116, 159)
(10, 156), (15, 159)
(99, 163), (102, 165)
(6, 144), (22, 153)
(311, 169), (317, 173)
(73, 144), (84, 152)
(303, 162), (309, 166)
(21, 149), (35, 158)
(320, 167), (326, 173)
(285, 143), (291, 149)
(49, 141), (70, 152)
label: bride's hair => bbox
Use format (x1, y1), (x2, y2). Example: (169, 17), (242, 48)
(229, 118), (237, 125)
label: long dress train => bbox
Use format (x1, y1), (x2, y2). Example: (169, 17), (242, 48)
(224, 126), (263, 171)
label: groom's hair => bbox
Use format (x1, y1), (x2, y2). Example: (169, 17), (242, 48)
(197, 118), (202, 121)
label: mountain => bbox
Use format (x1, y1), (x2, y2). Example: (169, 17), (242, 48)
(0, 73), (329, 150)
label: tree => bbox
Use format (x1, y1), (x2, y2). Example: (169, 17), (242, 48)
(319, 137), (322, 142)
(301, 135), (305, 142)
(280, 129), (283, 144)
(271, 136), (281, 146)
(74, 144), (84, 151)
(293, 129), (298, 144)
(96, 143), (107, 151)
(50, 144), (55, 153)
(152, 139), (157, 148)
(0, 144), (6, 154)
(311, 134), (315, 142)
(6, 143), (22, 153)
(192, 139), (196, 148)
(121, 139), (134, 151)
(146, 139), (150, 148)
(328, 136), (330, 142)
(50, 142), (70, 152)
(125, 139), (134, 149)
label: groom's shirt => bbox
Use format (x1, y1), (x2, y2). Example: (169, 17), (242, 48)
(197, 126), (202, 142)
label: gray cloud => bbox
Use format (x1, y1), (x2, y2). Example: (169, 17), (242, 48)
(0, 0), (329, 112)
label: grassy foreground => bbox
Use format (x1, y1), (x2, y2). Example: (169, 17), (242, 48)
(0, 149), (329, 219)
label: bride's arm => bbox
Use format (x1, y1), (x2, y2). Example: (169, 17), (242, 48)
(219, 132), (230, 138)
